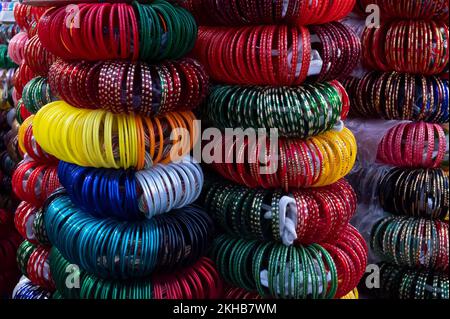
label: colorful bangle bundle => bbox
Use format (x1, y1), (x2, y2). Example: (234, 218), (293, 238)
(378, 168), (449, 220)
(358, 0), (449, 21)
(371, 216), (449, 272)
(21, 77), (56, 115)
(11, 160), (61, 207)
(202, 179), (356, 244)
(182, 0), (355, 26)
(205, 81), (348, 138)
(377, 263), (449, 299)
(17, 116), (57, 164)
(344, 71), (449, 123)
(44, 194), (214, 279)
(377, 122), (447, 168)
(362, 21), (449, 75)
(37, 1), (197, 62)
(33, 101), (198, 169)
(210, 128), (357, 189)
(50, 248), (222, 300)
(0, 44), (17, 69)
(57, 157), (203, 220)
(12, 277), (52, 300)
(7, 32), (27, 65)
(48, 58), (208, 116)
(193, 22), (360, 86)
(23, 35), (56, 77)
(210, 225), (367, 299)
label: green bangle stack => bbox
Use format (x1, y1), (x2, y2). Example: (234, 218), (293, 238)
(204, 82), (344, 138)
(22, 77), (56, 114)
(210, 234), (338, 299)
(378, 263), (449, 299)
(0, 44), (17, 69)
(16, 240), (36, 277)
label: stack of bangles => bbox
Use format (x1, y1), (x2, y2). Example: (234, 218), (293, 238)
(201, 179), (356, 244)
(377, 122), (447, 168)
(7, 31), (28, 65)
(343, 72), (449, 122)
(193, 22), (360, 86)
(48, 58), (208, 115)
(14, 62), (35, 97)
(18, 116), (58, 164)
(12, 277), (52, 300)
(57, 157), (203, 220)
(32, 101), (198, 169)
(15, 100), (33, 124)
(182, 0), (355, 25)
(378, 168), (449, 220)
(50, 248), (222, 300)
(210, 226), (367, 299)
(0, 45), (17, 69)
(371, 216), (449, 272)
(16, 240), (54, 291)
(358, 0), (449, 23)
(37, 1), (197, 61)
(362, 21), (449, 75)
(44, 193), (214, 279)
(23, 35), (56, 76)
(13, 2), (47, 34)
(223, 286), (359, 299)
(14, 201), (43, 245)
(377, 264), (449, 299)
(11, 159), (61, 207)
(205, 81), (349, 138)
(209, 128), (357, 189)
(21, 77), (56, 114)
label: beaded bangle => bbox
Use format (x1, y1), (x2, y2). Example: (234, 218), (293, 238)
(22, 77), (57, 115)
(205, 81), (346, 138)
(378, 122), (447, 168)
(58, 156), (203, 220)
(11, 160), (61, 207)
(371, 217), (449, 271)
(37, 1), (197, 62)
(12, 277), (52, 300)
(48, 58), (208, 115)
(362, 21), (449, 75)
(378, 263), (449, 299)
(344, 72), (449, 123)
(44, 193), (214, 279)
(182, 0), (355, 26)
(358, 0), (449, 21)
(379, 168), (449, 220)
(33, 101), (198, 169)
(210, 226), (367, 299)
(209, 128), (357, 190)
(202, 179), (356, 244)
(193, 22), (360, 86)
(50, 247), (222, 300)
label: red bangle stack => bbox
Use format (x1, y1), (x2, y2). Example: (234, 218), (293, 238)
(11, 160), (61, 207)
(151, 257), (222, 299)
(377, 122), (447, 168)
(26, 246), (55, 292)
(23, 35), (57, 76)
(193, 22), (360, 85)
(182, 0), (355, 26)
(13, 3), (48, 34)
(13, 62), (35, 97)
(48, 58), (209, 115)
(362, 20), (449, 75)
(14, 201), (41, 245)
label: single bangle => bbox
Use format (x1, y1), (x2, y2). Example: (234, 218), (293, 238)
(44, 193), (214, 279)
